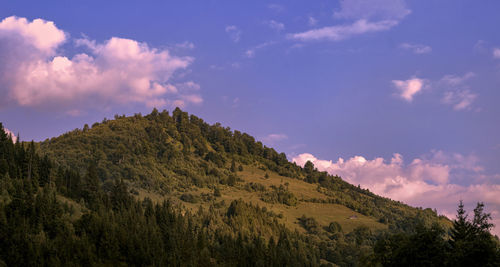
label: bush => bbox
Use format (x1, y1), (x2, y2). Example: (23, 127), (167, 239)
(180, 193), (199, 203)
(299, 215), (320, 234)
(214, 187), (221, 197)
(261, 185), (297, 206)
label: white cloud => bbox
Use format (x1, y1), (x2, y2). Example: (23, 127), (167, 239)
(392, 78), (425, 102)
(493, 48), (500, 59)
(400, 43), (432, 54)
(0, 16), (66, 55)
(262, 133), (288, 143)
(4, 127), (17, 143)
(391, 73), (478, 111)
(292, 151), (500, 235)
(333, 0), (411, 20)
(266, 20), (285, 31)
(0, 16), (200, 112)
(290, 0), (409, 43)
(289, 19), (398, 42)
(225, 25), (241, 43)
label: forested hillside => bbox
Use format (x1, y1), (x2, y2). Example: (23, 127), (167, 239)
(40, 108), (446, 231)
(0, 109), (498, 266)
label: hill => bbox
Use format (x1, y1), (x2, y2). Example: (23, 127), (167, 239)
(1, 108), (498, 266)
(40, 108), (448, 233)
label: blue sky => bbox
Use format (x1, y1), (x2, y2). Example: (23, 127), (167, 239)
(1, 0), (500, 233)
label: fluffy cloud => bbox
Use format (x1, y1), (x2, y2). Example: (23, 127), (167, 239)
(0, 16), (200, 112)
(400, 43), (432, 54)
(225, 25), (241, 43)
(392, 78), (425, 102)
(292, 151), (500, 235)
(289, 19), (398, 42)
(0, 16), (66, 54)
(290, 0), (409, 42)
(392, 73), (478, 111)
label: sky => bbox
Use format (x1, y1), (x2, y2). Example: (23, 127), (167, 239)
(1, 0), (500, 234)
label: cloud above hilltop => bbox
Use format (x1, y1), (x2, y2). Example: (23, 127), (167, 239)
(0, 16), (200, 113)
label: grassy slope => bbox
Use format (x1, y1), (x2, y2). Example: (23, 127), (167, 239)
(133, 164), (386, 234)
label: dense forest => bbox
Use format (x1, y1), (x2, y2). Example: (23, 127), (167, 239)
(1, 109), (499, 266)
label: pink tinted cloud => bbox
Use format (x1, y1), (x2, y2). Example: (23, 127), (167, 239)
(0, 16), (201, 112)
(289, 19), (398, 42)
(293, 151), (500, 236)
(4, 127), (17, 143)
(392, 78), (426, 102)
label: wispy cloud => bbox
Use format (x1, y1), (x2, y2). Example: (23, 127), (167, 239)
(400, 43), (432, 54)
(439, 72), (477, 111)
(290, 0), (410, 42)
(267, 4), (284, 12)
(442, 90), (477, 111)
(225, 25), (241, 43)
(262, 133), (288, 143)
(175, 41), (195, 50)
(308, 16), (318, 26)
(392, 78), (426, 102)
(266, 20), (285, 31)
(440, 72), (475, 87)
(493, 48), (500, 59)
(0, 16), (200, 112)
(245, 41), (275, 58)
(333, 0), (411, 20)
(289, 19), (398, 42)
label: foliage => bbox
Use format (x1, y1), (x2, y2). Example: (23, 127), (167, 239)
(260, 184), (298, 206)
(370, 201), (500, 266)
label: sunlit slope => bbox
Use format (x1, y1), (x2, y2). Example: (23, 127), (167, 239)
(40, 108), (450, 234)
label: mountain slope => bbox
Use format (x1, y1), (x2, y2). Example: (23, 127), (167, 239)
(40, 108), (449, 233)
